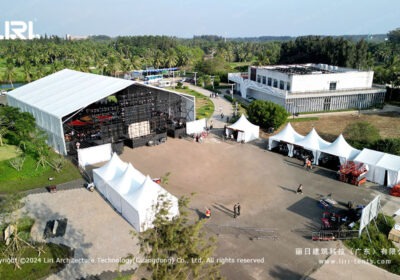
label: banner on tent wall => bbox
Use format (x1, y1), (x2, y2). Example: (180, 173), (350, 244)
(186, 118), (207, 135)
(78, 143), (112, 167)
(128, 121), (150, 138)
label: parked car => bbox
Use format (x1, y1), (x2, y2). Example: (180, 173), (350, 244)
(0, 90), (6, 96)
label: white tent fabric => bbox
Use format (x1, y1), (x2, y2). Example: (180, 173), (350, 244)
(122, 176), (179, 231)
(376, 154), (400, 187)
(268, 123), (304, 157)
(227, 115), (260, 143)
(77, 143), (113, 167)
(295, 128), (331, 164)
(319, 134), (360, 164)
(6, 69), (135, 154)
(186, 118), (207, 134)
(107, 164), (146, 213)
(92, 153), (179, 232)
(353, 148), (385, 185)
(93, 152), (128, 199)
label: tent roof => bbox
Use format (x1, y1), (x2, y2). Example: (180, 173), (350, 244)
(354, 148), (385, 166)
(295, 128), (330, 151)
(376, 153), (400, 172)
(93, 152), (127, 180)
(227, 114), (259, 131)
(110, 163), (146, 195)
(7, 69), (134, 118)
(269, 122), (304, 143)
(320, 134), (360, 159)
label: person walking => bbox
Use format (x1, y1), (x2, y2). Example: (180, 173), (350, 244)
(233, 203), (238, 218)
(296, 184), (303, 195)
(205, 208), (211, 219)
(237, 203), (241, 216)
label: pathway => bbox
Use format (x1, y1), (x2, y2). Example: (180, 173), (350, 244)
(185, 84), (234, 128)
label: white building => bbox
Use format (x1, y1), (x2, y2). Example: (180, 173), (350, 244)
(228, 63), (386, 113)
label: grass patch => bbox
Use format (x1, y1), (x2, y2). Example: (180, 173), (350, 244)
(288, 117), (319, 122)
(174, 88), (214, 119)
(0, 144), (22, 161)
(0, 242), (73, 280)
(0, 153), (82, 194)
(343, 214), (400, 275)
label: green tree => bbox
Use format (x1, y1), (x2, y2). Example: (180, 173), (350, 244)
(343, 121), (381, 149)
(247, 100), (289, 129)
(3, 63), (16, 88)
(135, 196), (222, 280)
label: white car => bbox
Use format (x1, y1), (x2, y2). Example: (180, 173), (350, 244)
(0, 90), (6, 96)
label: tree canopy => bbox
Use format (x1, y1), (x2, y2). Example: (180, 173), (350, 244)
(247, 100), (289, 129)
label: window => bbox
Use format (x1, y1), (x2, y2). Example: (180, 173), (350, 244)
(262, 76), (266, 84)
(273, 79), (278, 88)
(267, 77), (272, 86)
(329, 82), (337, 90)
(257, 75), (261, 83)
(286, 82), (291, 91)
(279, 80), (285, 90)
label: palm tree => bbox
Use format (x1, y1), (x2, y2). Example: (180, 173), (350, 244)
(22, 62), (33, 82)
(4, 64), (16, 88)
(164, 48), (177, 68)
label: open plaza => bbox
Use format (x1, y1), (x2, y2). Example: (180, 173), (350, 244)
(18, 132), (400, 279)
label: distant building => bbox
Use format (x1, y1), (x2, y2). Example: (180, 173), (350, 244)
(228, 63), (386, 113)
(66, 34), (89, 40)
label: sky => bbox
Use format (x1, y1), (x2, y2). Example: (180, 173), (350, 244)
(1, 0), (399, 38)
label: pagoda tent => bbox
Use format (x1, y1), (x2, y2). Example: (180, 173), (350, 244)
(294, 128), (331, 165)
(226, 115), (259, 143)
(319, 134), (360, 165)
(121, 176), (179, 232)
(107, 163), (146, 213)
(268, 123), (304, 157)
(376, 153), (400, 187)
(93, 153), (128, 199)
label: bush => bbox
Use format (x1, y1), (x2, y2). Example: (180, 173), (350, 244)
(247, 100), (289, 129)
(343, 122), (381, 149)
(344, 214), (400, 275)
(372, 138), (400, 156)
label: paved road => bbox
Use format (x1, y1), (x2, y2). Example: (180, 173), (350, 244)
(185, 84), (234, 129)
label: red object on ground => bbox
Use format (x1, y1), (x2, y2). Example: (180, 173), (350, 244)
(390, 184), (400, 197)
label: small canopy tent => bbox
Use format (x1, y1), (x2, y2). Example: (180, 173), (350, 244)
(294, 128), (331, 164)
(353, 148), (385, 185)
(268, 123), (304, 157)
(376, 154), (400, 187)
(319, 134), (360, 165)
(226, 115), (259, 143)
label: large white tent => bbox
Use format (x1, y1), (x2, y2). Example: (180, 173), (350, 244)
(353, 148), (385, 185)
(319, 134), (360, 164)
(295, 128), (331, 164)
(227, 115), (259, 143)
(376, 154), (400, 187)
(7, 69), (135, 155)
(268, 123), (304, 157)
(93, 153), (179, 232)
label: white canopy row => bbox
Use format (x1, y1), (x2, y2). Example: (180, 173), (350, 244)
(93, 153), (179, 232)
(268, 123), (400, 187)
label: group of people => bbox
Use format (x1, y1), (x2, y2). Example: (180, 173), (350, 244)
(210, 92), (219, 98)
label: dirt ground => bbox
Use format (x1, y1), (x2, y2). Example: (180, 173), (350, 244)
(119, 134), (400, 280)
(289, 112), (400, 141)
